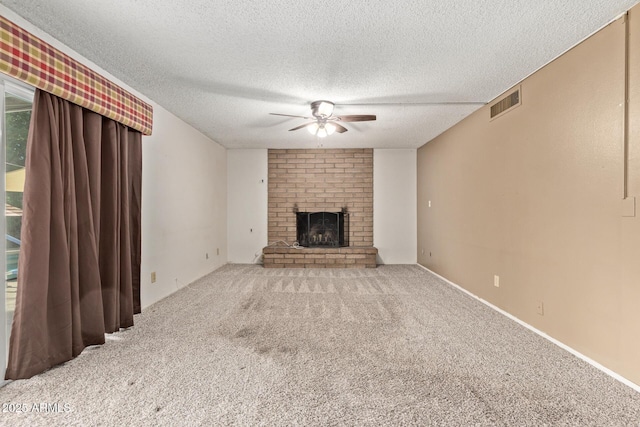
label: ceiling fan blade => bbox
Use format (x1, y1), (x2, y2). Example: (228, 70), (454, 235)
(288, 122), (316, 132)
(335, 114), (377, 122)
(270, 113), (312, 120)
(332, 122), (348, 133)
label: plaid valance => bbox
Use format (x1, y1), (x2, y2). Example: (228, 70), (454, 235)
(0, 16), (153, 135)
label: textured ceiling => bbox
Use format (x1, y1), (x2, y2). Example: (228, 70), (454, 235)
(1, 0), (638, 149)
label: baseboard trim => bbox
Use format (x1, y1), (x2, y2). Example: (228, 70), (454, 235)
(416, 264), (640, 394)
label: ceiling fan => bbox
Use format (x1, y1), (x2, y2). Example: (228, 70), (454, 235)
(270, 100), (376, 137)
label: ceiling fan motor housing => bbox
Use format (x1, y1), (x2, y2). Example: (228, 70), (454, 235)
(311, 100), (335, 118)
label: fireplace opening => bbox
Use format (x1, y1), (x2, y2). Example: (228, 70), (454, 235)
(296, 211), (348, 247)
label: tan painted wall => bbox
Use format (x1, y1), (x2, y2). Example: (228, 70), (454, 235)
(417, 7), (640, 386)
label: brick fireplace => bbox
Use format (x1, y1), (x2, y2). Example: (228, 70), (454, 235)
(263, 148), (377, 268)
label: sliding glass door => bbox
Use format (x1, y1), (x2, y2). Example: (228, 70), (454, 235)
(0, 77), (33, 382)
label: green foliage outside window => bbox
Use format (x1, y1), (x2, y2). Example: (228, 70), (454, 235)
(6, 109), (30, 251)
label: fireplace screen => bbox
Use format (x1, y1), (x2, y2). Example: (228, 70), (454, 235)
(296, 211), (347, 247)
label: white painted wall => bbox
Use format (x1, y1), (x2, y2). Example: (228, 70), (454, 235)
(374, 149), (417, 264)
(0, 6), (228, 311)
(140, 105), (227, 309)
(227, 149), (268, 263)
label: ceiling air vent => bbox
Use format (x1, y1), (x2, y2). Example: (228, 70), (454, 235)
(490, 86), (521, 120)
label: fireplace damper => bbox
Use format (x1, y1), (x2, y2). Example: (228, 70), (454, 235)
(296, 211), (348, 247)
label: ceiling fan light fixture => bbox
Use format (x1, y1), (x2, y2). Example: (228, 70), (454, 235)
(307, 122), (320, 135)
(316, 127), (328, 138)
(307, 121), (334, 138)
(324, 122), (336, 136)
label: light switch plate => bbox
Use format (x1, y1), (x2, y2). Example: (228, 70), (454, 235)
(622, 197), (636, 217)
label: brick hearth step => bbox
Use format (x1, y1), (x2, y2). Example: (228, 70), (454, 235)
(262, 246), (378, 268)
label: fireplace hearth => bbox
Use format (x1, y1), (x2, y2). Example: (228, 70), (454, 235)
(296, 211), (348, 247)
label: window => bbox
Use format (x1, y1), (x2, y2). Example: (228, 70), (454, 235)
(0, 77), (33, 382)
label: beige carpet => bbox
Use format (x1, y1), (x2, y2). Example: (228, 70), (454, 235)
(1, 264), (639, 426)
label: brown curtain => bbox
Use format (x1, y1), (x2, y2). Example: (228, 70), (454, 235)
(5, 89), (142, 380)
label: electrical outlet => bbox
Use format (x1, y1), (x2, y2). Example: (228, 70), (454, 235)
(428, 200), (432, 208)
(494, 275), (500, 288)
(537, 301), (544, 316)
(421, 248), (425, 255)
(217, 248), (220, 256)
(151, 271), (156, 283)
(206, 253), (209, 259)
